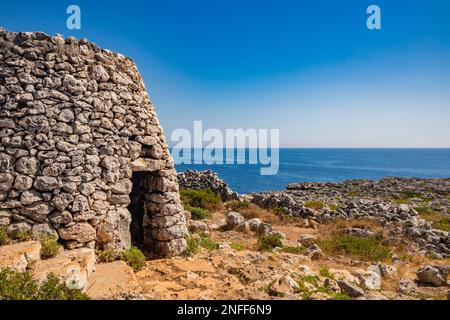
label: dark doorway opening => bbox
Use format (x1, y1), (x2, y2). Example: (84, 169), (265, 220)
(128, 172), (147, 246)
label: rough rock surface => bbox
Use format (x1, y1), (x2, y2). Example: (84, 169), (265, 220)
(86, 260), (143, 299)
(249, 177), (450, 258)
(178, 170), (238, 201)
(0, 29), (187, 256)
(0, 240), (41, 271)
(33, 247), (96, 291)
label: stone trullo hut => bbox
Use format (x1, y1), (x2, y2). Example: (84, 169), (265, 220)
(0, 28), (188, 256)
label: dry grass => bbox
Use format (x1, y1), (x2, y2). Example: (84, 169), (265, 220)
(415, 207), (450, 231)
(226, 201), (279, 224)
(317, 218), (379, 236)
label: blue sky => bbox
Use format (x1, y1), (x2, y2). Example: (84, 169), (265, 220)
(1, 0), (450, 147)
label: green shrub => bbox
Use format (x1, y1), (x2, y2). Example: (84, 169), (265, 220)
(185, 205), (212, 220)
(97, 248), (118, 263)
(319, 267), (334, 279)
(185, 235), (199, 255)
(282, 245), (306, 254)
(304, 200), (324, 211)
(256, 234), (283, 251)
(415, 207), (450, 231)
(0, 226), (10, 246)
(229, 241), (245, 251)
(39, 235), (60, 260)
(199, 233), (219, 251)
(122, 246), (146, 272)
(318, 235), (392, 261)
(15, 229), (33, 242)
(180, 189), (221, 209)
(328, 204), (343, 211)
(0, 268), (89, 300)
(272, 206), (288, 216)
(395, 191), (425, 204)
(433, 217), (450, 232)
(296, 275), (352, 300)
(401, 191), (424, 199)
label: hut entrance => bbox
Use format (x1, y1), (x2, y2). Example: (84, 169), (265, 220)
(128, 171), (147, 245)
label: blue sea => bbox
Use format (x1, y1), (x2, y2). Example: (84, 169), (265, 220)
(173, 149), (450, 194)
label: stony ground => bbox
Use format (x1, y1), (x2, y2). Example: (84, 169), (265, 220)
(1, 176), (449, 300)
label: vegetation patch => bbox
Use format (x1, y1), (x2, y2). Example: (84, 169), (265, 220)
(185, 205), (212, 220)
(0, 226), (10, 246)
(296, 275), (351, 300)
(228, 201), (250, 211)
(185, 235), (200, 256)
(433, 217), (450, 232)
(319, 267), (335, 279)
(304, 200), (324, 211)
(328, 203), (343, 211)
(39, 235), (60, 260)
(271, 206), (289, 216)
(180, 189), (221, 210)
(122, 246), (146, 271)
(226, 201), (279, 224)
(229, 241), (245, 251)
(199, 232), (219, 251)
(281, 245), (306, 254)
(395, 191), (426, 204)
(318, 235), (392, 261)
(97, 248), (119, 263)
(0, 268), (89, 300)
(15, 229), (33, 242)
(256, 234), (283, 251)
(415, 207), (450, 231)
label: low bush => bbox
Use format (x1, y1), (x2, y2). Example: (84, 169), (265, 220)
(122, 246), (146, 272)
(15, 229), (33, 242)
(395, 191), (425, 204)
(97, 248), (118, 263)
(39, 235), (60, 260)
(318, 235), (392, 261)
(256, 234), (283, 251)
(185, 235), (199, 255)
(0, 268), (89, 300)
(433, 217), (450, 232)
(304, 200), (324, 211)
(415, 207), (450, 231)
(180, 189), (221, 209)
(296, 275), (352, 300)
(185, 205), (212, 220)
(229, 241), (245, 251)
(0, 226), (10, 246)
(281, 245), (306, 254)
(271, 206), (289, 216)
(199, 233), (219, 251)
(319, 267), (334, 279)
(328, 204), (343, 211)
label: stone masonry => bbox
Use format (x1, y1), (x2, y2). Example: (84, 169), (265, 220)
(0, 28), (187, 256)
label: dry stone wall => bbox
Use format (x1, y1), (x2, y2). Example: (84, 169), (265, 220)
(0, 28), (187, 256)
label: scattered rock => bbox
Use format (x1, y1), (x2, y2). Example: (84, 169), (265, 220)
(226, 212), (245, 229)
(337, 280), (365, 297)
(416, 265), (448, 287)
